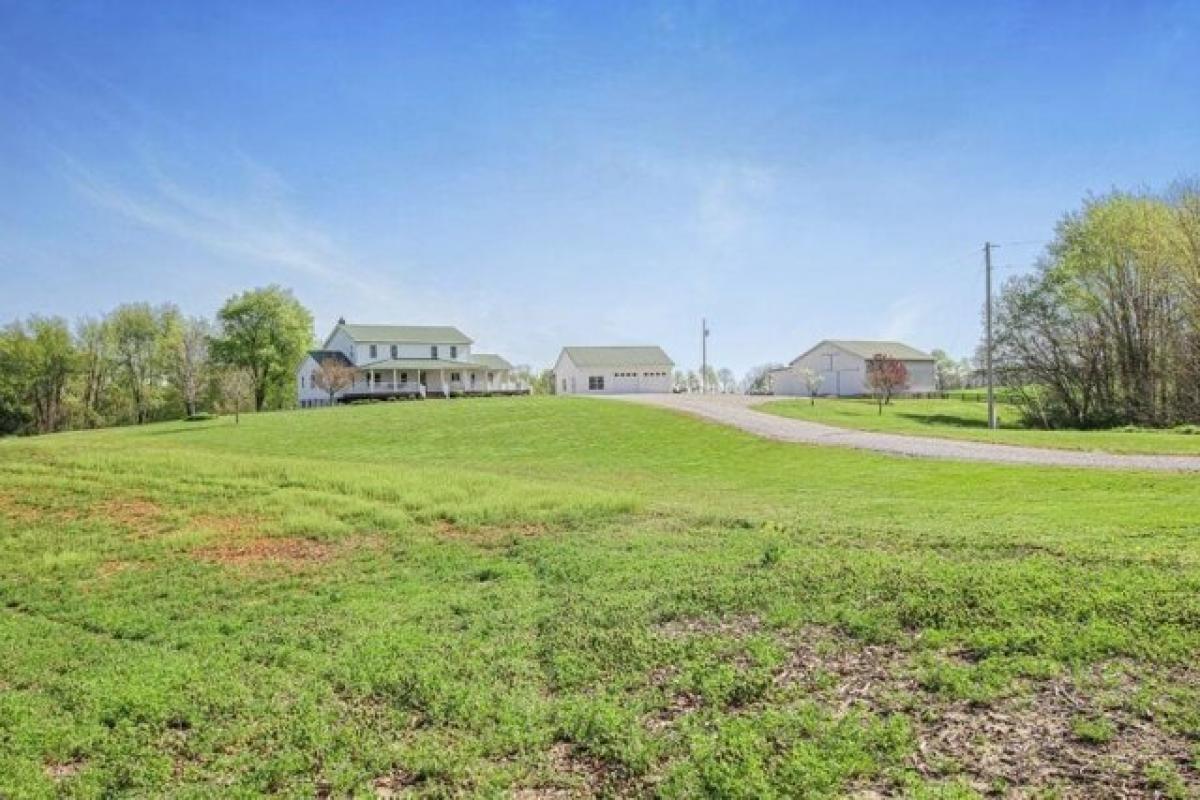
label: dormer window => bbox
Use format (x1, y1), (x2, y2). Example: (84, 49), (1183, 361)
(369, 344), (377, 359)
(450, 345), (458, 359)
(431, 345), (438, 358)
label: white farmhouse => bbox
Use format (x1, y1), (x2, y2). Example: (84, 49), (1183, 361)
(297, 321), (525, 407)
(552, 346), (674, 395)
(770, 340), (936, 397)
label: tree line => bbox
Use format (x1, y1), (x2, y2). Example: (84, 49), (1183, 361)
(994, 182), (1200, 428)
(0, 285), (313, 435)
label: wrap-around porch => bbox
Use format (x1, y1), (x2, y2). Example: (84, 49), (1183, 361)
(341, 358), (521, 401)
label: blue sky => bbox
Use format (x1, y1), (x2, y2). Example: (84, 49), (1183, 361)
(2, 1), (1197, 375)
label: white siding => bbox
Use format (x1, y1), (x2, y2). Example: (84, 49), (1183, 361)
(297, 355), (345, 406)
(772, 346), (937, 397)
(553, 353), (672, 395)
(352, 342), (471, 364)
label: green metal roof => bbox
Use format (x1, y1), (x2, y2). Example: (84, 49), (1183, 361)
(472, 353), (514, 370)
(559, 346), (674, 368)
(334, 324), (473, 345)
(360, 358), (486, 371)
(796, 340), (934, 363)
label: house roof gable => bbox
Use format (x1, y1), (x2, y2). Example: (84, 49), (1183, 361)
(559, 346), (674, 368)
(324, 323), (473, 347)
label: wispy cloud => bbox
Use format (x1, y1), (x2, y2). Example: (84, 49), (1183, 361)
(60, 149), (387, 299)
(877, 293), (930, 342)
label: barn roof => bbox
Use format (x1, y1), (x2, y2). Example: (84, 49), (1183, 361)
(792, 340), (934, 364)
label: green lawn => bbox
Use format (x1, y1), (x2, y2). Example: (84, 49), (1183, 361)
(2, 397), (1199, 798)
(759, 396), (1200, 455)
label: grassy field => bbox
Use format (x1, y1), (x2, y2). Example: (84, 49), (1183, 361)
(760, 397), (1200, 455)
(2, 397), (1199, 798)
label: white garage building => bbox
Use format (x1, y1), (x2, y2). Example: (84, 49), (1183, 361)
(553, 346), (674, 395)
(770, 340), (936, 397)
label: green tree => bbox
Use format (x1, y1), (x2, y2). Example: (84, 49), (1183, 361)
(210, 286), (314, 411)
(109, 303), (180, 424)
(75, 315), (114, 427)
(0, 317), (77, 434)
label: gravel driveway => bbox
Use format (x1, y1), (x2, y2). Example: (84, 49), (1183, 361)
(607, 393), (1200, 472)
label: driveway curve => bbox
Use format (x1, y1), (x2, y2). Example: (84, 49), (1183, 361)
(607, 393), (1200, 472)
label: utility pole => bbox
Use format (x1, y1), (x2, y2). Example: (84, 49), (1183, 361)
(701, 318), (710, 393)
(984, 242), (997, 430)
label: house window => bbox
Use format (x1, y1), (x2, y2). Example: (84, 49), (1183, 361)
(400, 372), (408, 382)
(588, 376), (605, 391)
(390, 345), (398, 358)
(431, 345), (438, 358)
(561, 378), (567, 392)
(300, 375), (305, 388)
(450, 345), (458, 359)
(450, 372), (461, 382)
(369, 344), (377, 358)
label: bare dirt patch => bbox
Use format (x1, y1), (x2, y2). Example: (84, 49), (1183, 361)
(193, 536), (339, 569)
(93, 497), (168, 536)
(372, 768), (420, 798)
(511, 742), (634, 799)
(0, 491), (80, 525)
(190, 513), (263, 536)
(653, 623), (1199, 797)
(44, 758), (85, 781)
(908, 668), (1199, 798)
(434, 519), (549, 547)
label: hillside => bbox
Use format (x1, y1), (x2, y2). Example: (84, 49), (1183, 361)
(2, 398), (1198, 797)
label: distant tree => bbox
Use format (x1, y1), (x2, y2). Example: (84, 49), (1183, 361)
(865, 354), (909, 414)
(741, 363), (783, 394)
(799, 368), (823, 405)
(700, 365), (718, 393)
(0, 317), (77, 434)
(672, 370), (687, 392)
(717, 367), (737, 393)
(75, 316), (115, 427)
(931, 348), (966, 391)
(109, 303), (179, 424)
(311, 356), (356, 405)
(168, 316), (213, 417)
(529, 368), (555, 395)
(210, 286), (313, 412)
(216, 367), (254, 424)
(685, 370), (701, 393)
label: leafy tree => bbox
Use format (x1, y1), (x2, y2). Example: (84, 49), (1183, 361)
(210, 286), (313, 411)
(0, 317), (77, 434)
(741, 363), (783, 394)
(75, 316), (115, 427)
(931, 348), (967, 391)
(109, 303), (179, 424)
(865, 354), (908, 414)
(993, 186), (1200, 427)
(717, 367), (737, 393)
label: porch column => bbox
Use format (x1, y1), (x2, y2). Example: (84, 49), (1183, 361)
(442, 369), (449, 398)
(392, 368), (397, 394)
(417, 369), (423, 398)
